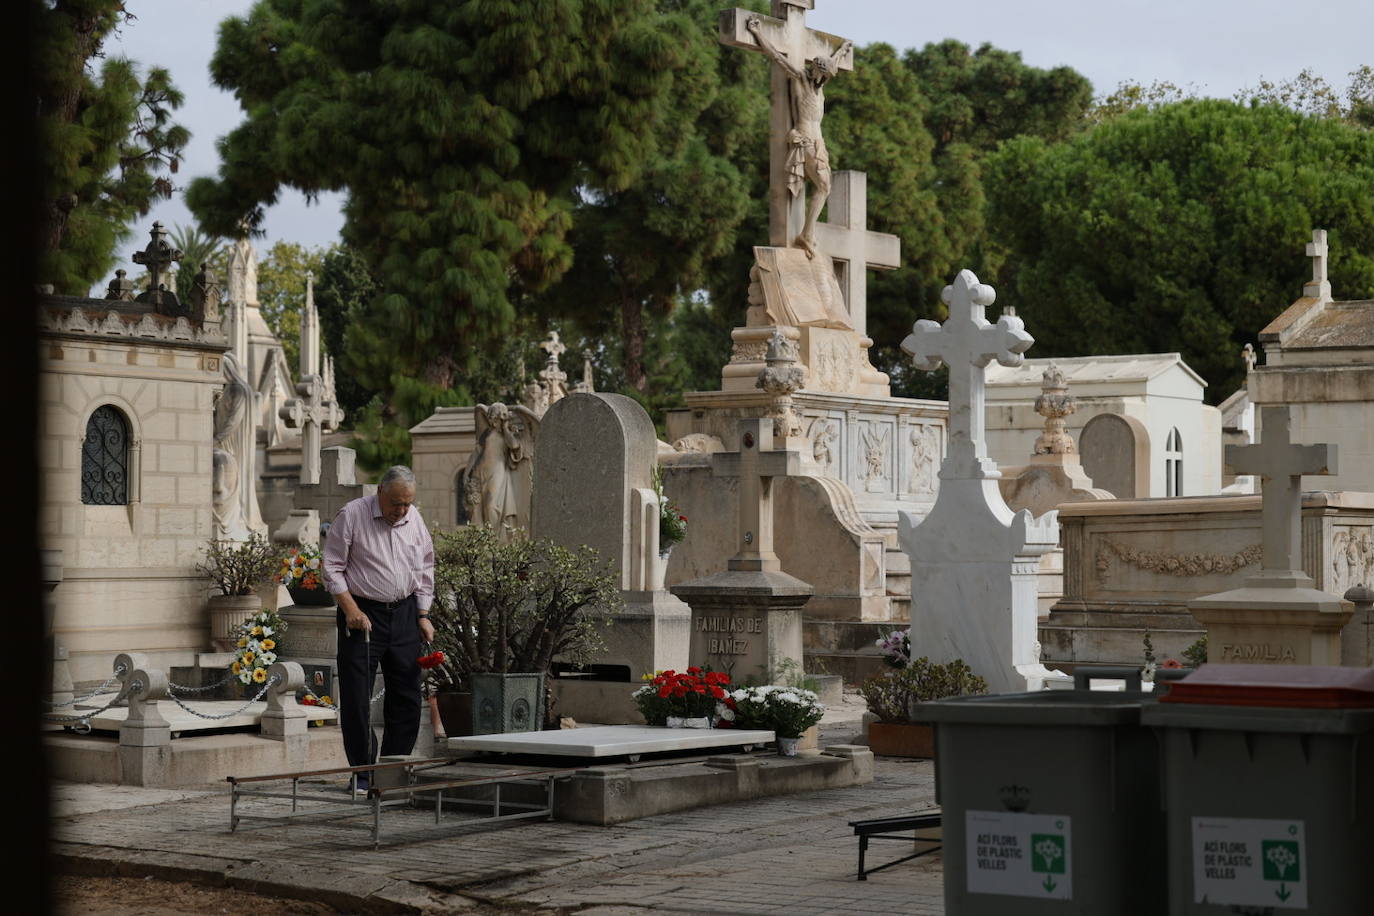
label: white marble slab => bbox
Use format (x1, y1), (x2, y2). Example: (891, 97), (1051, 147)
(446, 725), (775, 757)
(77, 694), (337, 733)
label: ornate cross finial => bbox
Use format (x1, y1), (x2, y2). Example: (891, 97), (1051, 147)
(902, 269), (1033, 478)
(540, 330), (567, 361)
(1033, 362), (1078, 455)
(132, 222), (182, 308)
(1242, 342), (1257, 373)
(1304, 228), (1331, 300)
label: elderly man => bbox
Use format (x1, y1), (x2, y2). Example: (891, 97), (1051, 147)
(323, 465), (436, 783)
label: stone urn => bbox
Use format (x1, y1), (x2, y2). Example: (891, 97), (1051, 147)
(208, 594), (262, 651)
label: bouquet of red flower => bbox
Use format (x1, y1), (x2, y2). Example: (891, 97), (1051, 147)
(632, 666), (731, 724)
(417, 650), (446, 670)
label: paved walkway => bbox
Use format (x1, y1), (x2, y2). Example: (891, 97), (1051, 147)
(51, 700), (946, 915)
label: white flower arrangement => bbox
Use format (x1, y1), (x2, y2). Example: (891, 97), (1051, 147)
(229, 608), (288, 687)
(729, 684), (825, 738)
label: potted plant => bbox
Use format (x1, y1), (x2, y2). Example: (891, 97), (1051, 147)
(276, 543), (332, 606)
(197, 533), (279, 651)
(429, 525), (623, 735)
(859, 657), (988, 757)
(730, 684), (826, 756)
(632, 667), (731, 728)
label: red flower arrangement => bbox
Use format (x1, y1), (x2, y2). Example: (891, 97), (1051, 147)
(633, 666), (730, 721)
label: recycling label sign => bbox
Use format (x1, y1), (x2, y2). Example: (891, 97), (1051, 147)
(1192, 817), (1307, 909)
(965, 810), (1072, 900)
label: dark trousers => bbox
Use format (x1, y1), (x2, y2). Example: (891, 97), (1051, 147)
(336, 595), (422, 768)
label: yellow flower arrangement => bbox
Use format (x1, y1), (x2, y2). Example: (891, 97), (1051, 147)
(228, 608), (287, 686)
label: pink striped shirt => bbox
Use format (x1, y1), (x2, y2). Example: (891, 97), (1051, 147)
(323, 494), (435, 611)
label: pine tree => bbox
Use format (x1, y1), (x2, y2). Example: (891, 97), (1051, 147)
(36, 0), (188, 294)
(189, 0), (704, 467)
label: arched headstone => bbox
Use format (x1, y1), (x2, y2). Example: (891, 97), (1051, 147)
(1080, 414), (1149, 499)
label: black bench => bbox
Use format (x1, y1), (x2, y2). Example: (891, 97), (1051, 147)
(848, 810), (943, 880)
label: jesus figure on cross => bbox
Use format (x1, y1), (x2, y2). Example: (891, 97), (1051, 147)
(746, 15), (851, 260)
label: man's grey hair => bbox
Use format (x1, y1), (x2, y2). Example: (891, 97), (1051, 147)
(379, 465), (417, 491)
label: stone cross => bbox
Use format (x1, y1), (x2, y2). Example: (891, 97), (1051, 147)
(901, 269), (1032, 477)
(720, 1), (853, 248)
(1226, 405), (1336, 577)
(813, 171), (900, 336)
(293, 446), (366, 537)
(540, 330), (567, 362)
(1304, 228), (1331, 301)
(131, 221), (182, 305)
(279, 272), (343, 484)
(710, 417), (801, 572)
(1242, 342), (1257, 373)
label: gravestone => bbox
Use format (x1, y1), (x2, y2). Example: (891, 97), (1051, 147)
(1189, 406), (1352, 664)
(672, 416), (812, 684)
(897, 269), (1065, 693)
(533, 393), (690, 685)
(1078, 413), (1147, 499)
(279, 273), (344, 487)
(276, 446), (366, 697)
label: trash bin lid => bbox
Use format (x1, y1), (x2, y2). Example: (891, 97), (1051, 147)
(1159, 664), (1374, 709)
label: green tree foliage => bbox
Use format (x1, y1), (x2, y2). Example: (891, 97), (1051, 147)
(821, 40), (1092, 398)
(166, 223), (227, 305)
(256, 241), (326, 370)
(189, 0), (707, 469)
(1236, 66), (1374, 128)
(985, 99), (1374, 400)
(36, 0), (188, 294)
(537, 0), (768, 395)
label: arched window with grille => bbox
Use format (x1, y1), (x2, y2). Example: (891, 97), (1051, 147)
(82, 405), (131, 505)
(1165, 427), (1183, 497)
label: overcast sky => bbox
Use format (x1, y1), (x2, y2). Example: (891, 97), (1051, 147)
(102, 0), (1374, 294)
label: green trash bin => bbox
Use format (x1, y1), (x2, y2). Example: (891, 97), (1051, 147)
(1141, 664), (1374, 915)
(914, 666), (1164, 915)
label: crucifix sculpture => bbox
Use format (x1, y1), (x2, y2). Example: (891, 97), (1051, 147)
(280, 272), (343, 485)
(902, 269), (1033, 478)
(1226, 405), (1336, 580)
(721, 1), (853, 257)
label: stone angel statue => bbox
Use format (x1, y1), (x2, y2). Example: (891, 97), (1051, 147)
(461, 403), (541, 541)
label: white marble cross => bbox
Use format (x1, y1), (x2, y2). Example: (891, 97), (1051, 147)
(711, 418), (801, 572)
(540, 330), (567, 361)
(813, 171), (900, 337)
(1227, 405), (1336, 577)
(1304, 228), (1331, 300)
(1242, 342), (1257, 373)
(720, 0), (853, 248)
(279, 272), (343, 484)
(902, 269), (1033, 478)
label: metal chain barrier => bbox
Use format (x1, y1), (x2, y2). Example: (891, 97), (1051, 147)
(166, 675), (280, 720)
(43, 690), (129, 724)
(43, 664), (127, 708)
(302, 683), (385, 711)
(166, 670), (237, 694)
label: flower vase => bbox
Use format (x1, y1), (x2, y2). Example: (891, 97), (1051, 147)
(666, 715), (686, 728)
(777, 736), (801, 757)
(684, 716), (711, 729)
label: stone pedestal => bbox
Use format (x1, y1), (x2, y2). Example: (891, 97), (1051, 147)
(673, 569), (812, 684)
(601, 591), (692, 680)
(1189, 578), (1352, 665)
(278, 601), (339, 702)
